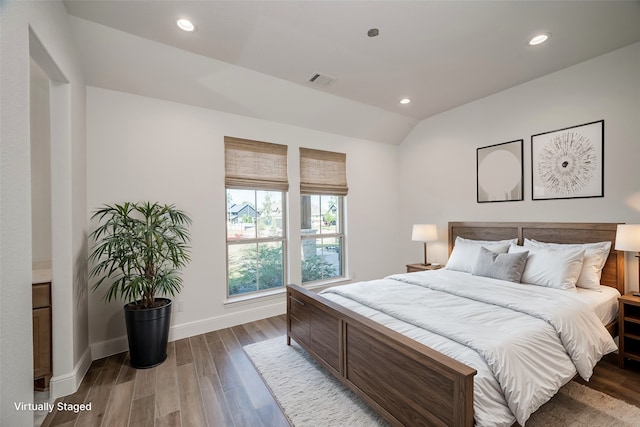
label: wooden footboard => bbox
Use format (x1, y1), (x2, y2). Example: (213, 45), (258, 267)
(287, 284), (476, 427)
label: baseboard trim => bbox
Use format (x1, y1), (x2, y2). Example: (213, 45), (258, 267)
(90, 300), (286, 360)
(90, 335), (129, 362)
(49, 347), (92, 399)
(169, 299), (286, 342)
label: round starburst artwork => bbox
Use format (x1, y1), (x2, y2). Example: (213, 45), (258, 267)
(537, 131), (597, 196)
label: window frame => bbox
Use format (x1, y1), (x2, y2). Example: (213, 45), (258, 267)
(300, 194), (346, 285)
(225, 188), (288, 299)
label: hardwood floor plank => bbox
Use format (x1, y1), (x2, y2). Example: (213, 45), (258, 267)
(73, 354), (124, 426)
(101, 379), (135, 427)
(230, 324), (254, 346)
(250, 318), (282, 340)
(83, 360), (109, 387)
(198, 373), (236, 427)
(239, 321), (269, 343)
(217, 328), (274, 426)
(604, 367), (640, 407)
(217, 328), (243, 352)
(205, 330), (243, 392)
(133, 365), (158, 400)
(115, 353), (136, 384)
(155, 410), (182, 427)
(256, 403), (292, 427)
(190, 334), (216, 377)
(103, 352), (127, 372)
(128, 394), (155, 427)
(43, 361), (103, 426)
(89, 357), (108, 370)
(224, 381), (267, 427)
(227, 326), (279, 409)
(175, 337), (194, 366)
(155, 341), (181, 419)
(39, 398), (66, 427)
(576, 353), (640, 407)
(176, 362), (208, 427)
(266, 314), (287, 335)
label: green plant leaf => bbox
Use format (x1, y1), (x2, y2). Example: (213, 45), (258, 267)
(88, 202), (191, 309)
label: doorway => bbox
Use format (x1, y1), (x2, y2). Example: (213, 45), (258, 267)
(29, 27), (70, 426)
(30, 56), (53, 426)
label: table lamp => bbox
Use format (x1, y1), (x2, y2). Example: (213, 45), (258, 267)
(412, 224), (438, 266)
(615, 224), (640, 293)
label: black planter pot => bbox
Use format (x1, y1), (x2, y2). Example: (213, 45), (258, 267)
(124, 298), (172, 369)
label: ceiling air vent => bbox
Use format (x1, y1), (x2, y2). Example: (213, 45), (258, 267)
(307, 73), (336, 87)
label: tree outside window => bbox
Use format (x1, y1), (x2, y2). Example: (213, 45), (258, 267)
(227, 189), (286, 296)
(300, 194), (344, 283)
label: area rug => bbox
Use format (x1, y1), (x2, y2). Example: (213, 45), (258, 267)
(244, 337), (640, 427)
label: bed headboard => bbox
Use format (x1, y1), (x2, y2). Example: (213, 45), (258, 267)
(448, 221), (625, 293)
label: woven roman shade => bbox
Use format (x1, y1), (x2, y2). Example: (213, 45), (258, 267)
(299, 148), (348, 196)
(225, 136), (289, 191)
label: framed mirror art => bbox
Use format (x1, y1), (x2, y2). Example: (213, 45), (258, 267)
(477, 139), (524, 203)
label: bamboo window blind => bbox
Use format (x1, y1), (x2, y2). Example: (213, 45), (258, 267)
(299, 148), (348, 196)
(224, 136), (288, 191)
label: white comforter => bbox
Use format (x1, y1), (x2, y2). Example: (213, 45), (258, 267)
(319, 269), (617, 426)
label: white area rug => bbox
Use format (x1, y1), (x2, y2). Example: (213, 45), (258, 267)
(244, 337), (640, 427)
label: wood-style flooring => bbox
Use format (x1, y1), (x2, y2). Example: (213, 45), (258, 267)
(41, 315), (290, 427)
(41, 314), (640, 427)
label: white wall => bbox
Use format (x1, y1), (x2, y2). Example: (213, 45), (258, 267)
(399, 42), (640, 291)
(30, 60), (52, 266)
(86, 87), (402, 357)
(0, 1), (88, 423)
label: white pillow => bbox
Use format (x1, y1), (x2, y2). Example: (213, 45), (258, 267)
(445, 237), (517, 273)
(509, 244), (585, 291)
(523, 239), (611, 290)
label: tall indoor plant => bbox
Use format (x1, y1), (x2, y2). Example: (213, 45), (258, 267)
(89, 201), (191, 368)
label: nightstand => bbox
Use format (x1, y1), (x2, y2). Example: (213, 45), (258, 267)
(406, 263), (443, 273)
(618, 293), (640, 368)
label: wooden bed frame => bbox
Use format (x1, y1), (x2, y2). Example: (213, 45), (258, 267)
(286, 222), (625, 427)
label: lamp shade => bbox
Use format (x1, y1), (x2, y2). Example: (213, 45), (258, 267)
(615, 224), (640, 252)
(412, 224), (437, 242)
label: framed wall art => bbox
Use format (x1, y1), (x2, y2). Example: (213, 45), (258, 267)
(531, 120), (604, 200)
(477, 139), (523, 203)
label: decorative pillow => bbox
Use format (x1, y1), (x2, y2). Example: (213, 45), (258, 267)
(472, 246), (529, 283)
(445, 237), (518, 273)
(509, 244), (585, 291)
(523, 239), (611, 290)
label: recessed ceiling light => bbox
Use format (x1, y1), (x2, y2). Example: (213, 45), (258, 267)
(528, 33), (550, 46)
(400, 98), (411, 105)
(177, 18), (196, 32)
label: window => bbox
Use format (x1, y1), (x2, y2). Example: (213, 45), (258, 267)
(225, 137), (288, 297)
(300, 148), (348, 284)
(227, 189), (286, 296)
(300, 194), (344, 283)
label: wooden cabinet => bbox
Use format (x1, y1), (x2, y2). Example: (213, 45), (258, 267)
(618, 293), (640, 369)
(33, 282), (52, 390)
(406, 263), (444, 273)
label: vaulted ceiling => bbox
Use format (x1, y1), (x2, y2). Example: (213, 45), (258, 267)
(64, 1), (640, 144)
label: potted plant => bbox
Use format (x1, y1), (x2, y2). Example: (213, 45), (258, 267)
(89, 201), (191, 368)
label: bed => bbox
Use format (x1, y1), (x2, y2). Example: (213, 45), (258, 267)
(286, 222), (625, 426)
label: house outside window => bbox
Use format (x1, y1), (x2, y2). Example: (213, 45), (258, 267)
(301, 194), (344, 283)
(299, 148), (348, 285)
(225, 137), (288, 298)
